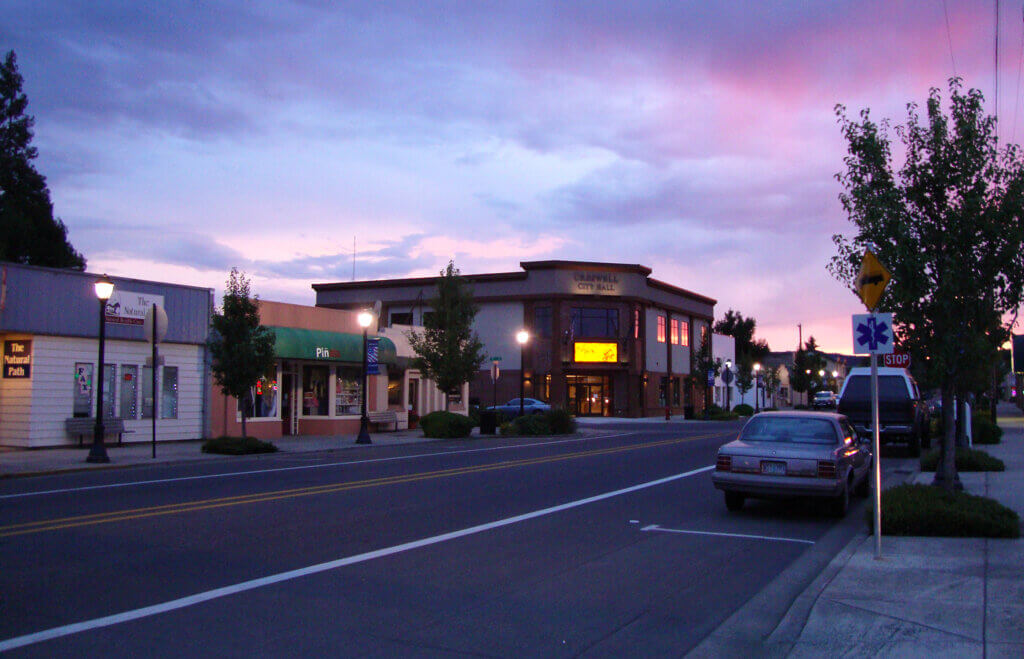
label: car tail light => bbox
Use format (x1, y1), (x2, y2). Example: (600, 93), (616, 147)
(716, 455), (732, 471)
(817, 461), (837, 479)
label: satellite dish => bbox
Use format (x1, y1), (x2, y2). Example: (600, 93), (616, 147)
(373, 300), (382, 317)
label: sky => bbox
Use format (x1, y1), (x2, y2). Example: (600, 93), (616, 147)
(2, 1), (1015, 354)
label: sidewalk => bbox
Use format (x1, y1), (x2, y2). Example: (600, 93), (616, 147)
(0, 428), (446, 479)
(693, 402), (1024, 657)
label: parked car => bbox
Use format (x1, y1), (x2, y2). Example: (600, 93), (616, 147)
(812, 391), (837, 409)
(711, 411), (872, 517)
(836, 367), (930, 456)
(487, 398), (551, 417)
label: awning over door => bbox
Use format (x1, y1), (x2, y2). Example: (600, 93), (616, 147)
(268, 327), (397, 364)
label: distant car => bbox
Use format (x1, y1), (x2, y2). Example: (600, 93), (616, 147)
(812, 391), (837, 409)
(487, 398), (551, 417)
(711, 411), (872, 517)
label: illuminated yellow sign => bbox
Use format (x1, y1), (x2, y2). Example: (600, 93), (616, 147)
(574, 342), (618, 363)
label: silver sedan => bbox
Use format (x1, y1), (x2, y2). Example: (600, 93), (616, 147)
(711, 411), (872, 516)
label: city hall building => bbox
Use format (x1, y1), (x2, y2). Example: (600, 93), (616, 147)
(314, 261), (716, 418)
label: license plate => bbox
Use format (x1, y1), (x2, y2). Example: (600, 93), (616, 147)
(761, 460), (787, 475)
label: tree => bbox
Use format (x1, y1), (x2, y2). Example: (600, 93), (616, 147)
(735, 354), (754, 405)
(0, 51), (85, 269)
(714, 308), (770, 364)
(791, 337), (826, 405)
(829, 79), (1024, 491)
(208, 269), (275, 438)
(407, 261), (486, 410)
(762, 365), (781, 408)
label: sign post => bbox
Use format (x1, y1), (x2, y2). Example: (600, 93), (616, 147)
(854, 250), (893, 560)
(144, 304), (168, 458)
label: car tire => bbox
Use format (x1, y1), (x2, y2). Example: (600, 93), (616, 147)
(831, 483), (850, 517)
(724, 492), (745, 512)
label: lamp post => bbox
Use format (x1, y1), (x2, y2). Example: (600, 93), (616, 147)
(356, 310), (373, 444)
(831, 370), (839, 391)
(724, 359), (733, 412)
(753, 362), (762, 413)
(87, 275), (114, 464)
(516, 329), (529, 417)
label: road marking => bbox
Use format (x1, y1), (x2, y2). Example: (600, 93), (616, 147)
(640, 524), (815, 545)
(0, 434), (723, 537)
(0, 432), (645, 500)
(0, 465), (715, 652)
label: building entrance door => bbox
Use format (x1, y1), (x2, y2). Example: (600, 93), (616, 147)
(566, 375), (611, 416)
(281, 372), (295, 436)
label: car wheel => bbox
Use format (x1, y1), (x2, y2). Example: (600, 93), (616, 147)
(831, 483), (850, 517)
(724, 492), (744, 511)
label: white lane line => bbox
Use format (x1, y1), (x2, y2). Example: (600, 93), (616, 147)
(0, 464), (715, 652)
(640, 524), (815, 545)
(0, 432), (641, 500)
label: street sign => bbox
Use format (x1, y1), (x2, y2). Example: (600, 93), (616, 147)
(852, 313), (894, 354)
(856, 251), (891, 311)
(721, 367), (734, 385)
(490, 361), (500, 382)
(883, 351), (911, 368)
(706, 370), (715, 387)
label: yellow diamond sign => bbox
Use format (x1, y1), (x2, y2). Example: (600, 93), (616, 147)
(856, 250), (891, 311)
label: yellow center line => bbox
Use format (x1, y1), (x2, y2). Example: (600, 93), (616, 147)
(2, 431), (726, 538)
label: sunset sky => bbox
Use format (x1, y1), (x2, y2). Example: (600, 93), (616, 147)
(3, 1), (1014, 353)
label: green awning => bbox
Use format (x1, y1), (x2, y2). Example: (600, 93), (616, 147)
(268, 327), (397, 364)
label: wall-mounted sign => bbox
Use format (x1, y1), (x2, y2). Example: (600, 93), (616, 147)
(574, 342), (618, 363)
(105, 291), (165, 326)
(573, 272), (618, 294)
(3, 339), (32, 378)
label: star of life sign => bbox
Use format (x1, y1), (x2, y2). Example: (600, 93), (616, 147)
(852, 313), (894, 355)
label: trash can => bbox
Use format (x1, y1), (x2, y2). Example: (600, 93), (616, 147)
(479, 410), (497, 435)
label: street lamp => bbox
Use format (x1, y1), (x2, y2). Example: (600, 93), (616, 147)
(356, 310), (373, 444)
(516, 329), (529, 417)
(724, 358), (733, 412)
(753, 362), (762, 413)
(87, 275), (114, 464)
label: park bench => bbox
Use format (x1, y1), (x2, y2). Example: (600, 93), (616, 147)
(65, 417), (130, 447)
(367, 410), (398, 431)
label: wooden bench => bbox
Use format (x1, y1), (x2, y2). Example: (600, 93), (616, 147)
(367, 410), (398, 431)
(65, 417), (130, 447)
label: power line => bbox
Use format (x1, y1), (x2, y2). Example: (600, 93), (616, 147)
(1013, 4), (1024, 144)
(943, 0), (958, 76)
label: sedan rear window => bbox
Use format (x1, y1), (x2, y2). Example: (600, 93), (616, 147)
(740, 417), (839, 445)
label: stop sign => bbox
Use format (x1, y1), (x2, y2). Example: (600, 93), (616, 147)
(883, 351), (911, 368)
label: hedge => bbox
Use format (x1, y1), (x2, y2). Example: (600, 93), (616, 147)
(500, 408), (577, 436)
(866, 484), (1019, 538)
(202, 436), (278, 455)
(919, 447), (1005, 472)
(420, 411), (475, 438)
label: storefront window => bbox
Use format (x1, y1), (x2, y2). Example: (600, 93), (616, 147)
(658, 376), (668, 406)
(73, 363), (93, 417)
(142, 366), (155, 419)
(242, 364), (279, 418)
(302, 365), (329, 416)
(120, 365), (138, 419)
(387, 369), (402, 406)
(102, 364), (116, 418)
(335, 366), (361, 415)
(160, 366), (178, 419)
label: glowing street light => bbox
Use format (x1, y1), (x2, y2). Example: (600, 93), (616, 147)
(753, 362), (762, 413)
(87, 275), (114, 464)
(356, 310), (374, 444)
(516, 329), (529, 417)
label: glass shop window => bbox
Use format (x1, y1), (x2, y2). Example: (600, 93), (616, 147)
(334, 366), (361, 416)
(672, 377), (681, 406)
(73, 362), (93, 417)
(120, 365), (138, 420)
(387, 369), (402, 407)
(241, 363), (279, 418)
(160, 366), (178, 419)
(302, 365), (329, 416)
(102, 364), (116, 418)
(142, 366), (155, 419)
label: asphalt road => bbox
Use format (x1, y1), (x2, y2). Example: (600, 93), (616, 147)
(1, 421), (873, 657)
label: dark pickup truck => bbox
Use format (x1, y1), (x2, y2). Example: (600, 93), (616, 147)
(837, 367), (930, 456)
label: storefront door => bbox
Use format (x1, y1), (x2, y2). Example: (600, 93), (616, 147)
(281, 372), (294, 436)
(566, 375), (611, 417)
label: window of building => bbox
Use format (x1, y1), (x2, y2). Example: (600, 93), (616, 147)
(634, 308), (640, 339)
(120, 365), (138, 419)
(680, 320), (690, 347)
(302, 365), (329, 416)
(670, 318), (679, 345)
(390, 312), (413, 326)
(422, 311), (435, 326)
(102, 364), (116, 418)
(335, 366), (362, 415)
(160, 366), (178, 419)
(387, 368), (402, 406)
(657, 315), (666, 343)
(672, 377), (681, 406)
(73, 363), (93, 417)
(241, 363), (278, 418)
(571, 307), (619, 338)
(534, 306), (552, 338)
(142, 366), (155, 419)
(700, 323), (708, 346)
(658, 376), (668, 406)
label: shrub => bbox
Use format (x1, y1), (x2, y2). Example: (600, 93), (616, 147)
(419, 411), (475, 438)
(202, 436), (278, 455)
(546, 408), (576, 434)
(793, 404), (810, 410)
(866, 484), (1019, 538)
(732, 404), (754, 416)
(707, 408), (739, 421)
(919, 447), (1005, 472)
